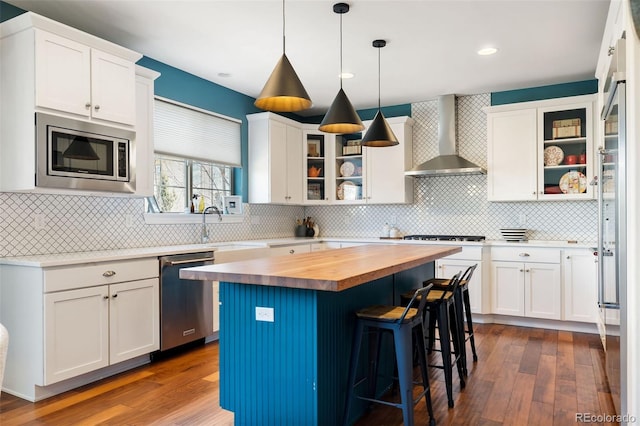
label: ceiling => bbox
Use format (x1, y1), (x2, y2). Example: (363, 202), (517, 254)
(6, 0), (610, 117)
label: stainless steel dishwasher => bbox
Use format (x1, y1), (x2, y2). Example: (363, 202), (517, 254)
(159, 251), (214, 351)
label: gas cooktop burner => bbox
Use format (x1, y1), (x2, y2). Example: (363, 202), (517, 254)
(403, 235), (486, 242)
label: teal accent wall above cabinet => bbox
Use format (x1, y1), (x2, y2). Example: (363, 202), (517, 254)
(0, 1), (24, 21)
(491, 79), (598, 106)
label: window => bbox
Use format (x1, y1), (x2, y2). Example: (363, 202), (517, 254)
(150, 97), (241, 213)
(153, 155), (232, 213)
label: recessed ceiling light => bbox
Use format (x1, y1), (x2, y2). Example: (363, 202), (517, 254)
(339, 72), (354, 79)
(218, 72), (232, 78)
(477, 47), (498, 56)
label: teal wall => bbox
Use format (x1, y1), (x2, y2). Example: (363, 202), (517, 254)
(491, 79), (598, 106)
(0, 1), (23, 20)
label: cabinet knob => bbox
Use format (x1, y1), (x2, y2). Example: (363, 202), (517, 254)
(103, 295), (109, 300)
(289, 249), (295, 254)
(519, 269), (524, 272)
(532, 191), (536, 195)
(112, 294), (118, 298)
(94, 104), (101, 111)
(566, 255), (571, 259)
(85, 102), (91, 109)
(103, 270), (116, 277)
(525, 269), (530, 272)
(518, 253), (530, 257)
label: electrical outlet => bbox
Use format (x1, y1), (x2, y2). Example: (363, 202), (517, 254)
(255, 306), (274, 322)
(34, 214), (46, 229)
(518, 213), (527, 227)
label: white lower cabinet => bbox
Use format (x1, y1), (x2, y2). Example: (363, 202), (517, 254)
(44, 278), (158, 384)
(491, 247), (561, 320)
(562, 248), (598, 323)
(0, 257), (159, 400)
(44, 285), (109, 384)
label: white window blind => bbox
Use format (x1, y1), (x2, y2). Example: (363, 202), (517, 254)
(154, 97), (241, 167)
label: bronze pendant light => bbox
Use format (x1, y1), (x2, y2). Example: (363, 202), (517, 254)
(254, 0), (312, 112)
(318, 3), (364, 134)
(361, 39), (398, 147)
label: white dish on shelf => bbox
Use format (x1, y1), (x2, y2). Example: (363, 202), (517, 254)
(337, 181), (357, 200)
(543, 145), (564, 166)
(559, 171), (587, 194)
(340, 161), (355, 177)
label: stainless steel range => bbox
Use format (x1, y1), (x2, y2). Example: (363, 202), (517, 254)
(403, 235), (486, 242)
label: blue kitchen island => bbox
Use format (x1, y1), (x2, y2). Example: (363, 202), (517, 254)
(180, 244), (460, 425)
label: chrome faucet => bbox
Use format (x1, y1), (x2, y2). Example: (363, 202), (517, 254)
(201, 205), (222, 243)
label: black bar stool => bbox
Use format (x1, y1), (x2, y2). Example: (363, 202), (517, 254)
(343, 284), (437, 426)
(400, 272), (465, 408)
(424, 264), (479, 375)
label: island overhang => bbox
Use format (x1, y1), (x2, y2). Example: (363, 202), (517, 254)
(179, 244), (462, 291)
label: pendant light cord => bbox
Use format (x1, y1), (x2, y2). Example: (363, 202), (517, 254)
(282, 0), (286, 53)
(377, 45), (381, 109)
(339, 11), (343, 89)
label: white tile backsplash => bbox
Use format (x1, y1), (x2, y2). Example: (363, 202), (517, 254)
(0, 192), (303, 257)
(0, 93), (596, 257)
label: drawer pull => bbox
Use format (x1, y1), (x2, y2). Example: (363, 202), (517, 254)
(289, 249), (295, 254)
(112, 294), (118, 298)
(518, 253), (530, 257)
(102, 270), (116, 277)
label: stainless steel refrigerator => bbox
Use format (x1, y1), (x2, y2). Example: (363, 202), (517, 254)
(597, 37), (626, 415)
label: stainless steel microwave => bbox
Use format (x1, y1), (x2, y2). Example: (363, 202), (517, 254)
(36, 113), (136, 193)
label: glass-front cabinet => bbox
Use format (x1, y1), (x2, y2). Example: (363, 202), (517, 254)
(303, 131), (331, 204)
(486, 95), (595, 202)
(537, 102), (594, 200)
(334, 134), (364, 203)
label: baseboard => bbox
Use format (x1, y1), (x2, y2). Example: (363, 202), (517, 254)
(473, 313), (599, 334)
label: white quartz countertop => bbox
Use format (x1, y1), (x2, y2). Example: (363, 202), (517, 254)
(0, 237), (596, 268)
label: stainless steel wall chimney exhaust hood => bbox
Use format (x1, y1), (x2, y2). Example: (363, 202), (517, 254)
(405, 94), (486, 176)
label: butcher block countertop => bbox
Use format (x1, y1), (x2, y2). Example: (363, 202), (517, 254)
(180, 244), (461, 292)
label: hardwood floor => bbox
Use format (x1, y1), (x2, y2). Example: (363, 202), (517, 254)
(0, 324), (616, 425)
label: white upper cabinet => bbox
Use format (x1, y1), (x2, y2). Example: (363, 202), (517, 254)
(364, 117), (414, 204)
(248, 112), (303, 204)
(486, 95), (596, 201)
(134, 66), (161, 197)
(0, 12), (143, 127)
(486, 109), (538, 201)
(34, 30), (92, 117)
(249, 113), (413, 205)
(34, 30), (137, 125)
(334, 116), (414, 204)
